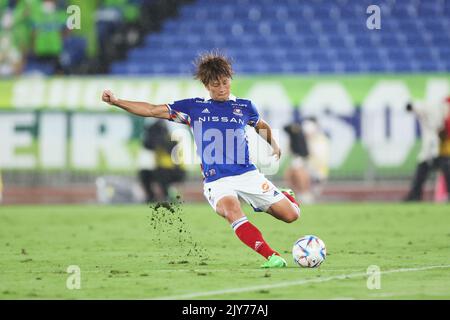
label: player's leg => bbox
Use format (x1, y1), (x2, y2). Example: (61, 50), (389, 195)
(157, 168), (171, 200)
(266, 196), (300, 223)
(215, 196), (284, 265)
(235, 170), (300, 223)
(138, 169), (155, 202)
(204, 181), (286, 267)
(214, 195), (245, 223)
(405, 161), (431, 201)
(438, 156), (450, 201)
(286, 157), (311, 197)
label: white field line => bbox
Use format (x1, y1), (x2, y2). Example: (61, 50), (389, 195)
(330, 290), (450, 300)
(0, 268), (365, 273)
(151, 264), (450, 300)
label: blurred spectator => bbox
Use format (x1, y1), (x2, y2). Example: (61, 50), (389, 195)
(96, 175), (144, 204)
(434, 98), (450, 202)
(30, 0), (68, 74)
(11, 0), (35, 55)
(302, 118), (330, 203)
(0, 9), (23, 76)
(404, 99), (450, 202)
(0, 170), (3, 203)
(283, 121), (312, 202)
(96, 0), (140, 61)
(284, 118), (330, 203)
(138, 119), (185, 202)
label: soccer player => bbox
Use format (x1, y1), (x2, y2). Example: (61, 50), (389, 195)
(101, 52), (301, 268)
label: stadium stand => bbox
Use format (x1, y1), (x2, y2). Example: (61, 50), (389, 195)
(111, 0), (450, 75)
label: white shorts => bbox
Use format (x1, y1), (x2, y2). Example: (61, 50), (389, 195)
(291, 156), (307, 169)
(203, 170), (285, 212)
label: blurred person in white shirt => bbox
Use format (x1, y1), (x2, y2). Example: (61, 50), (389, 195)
(283, 121), (312, 203)
(284, 118), (330, 204)
(404, 100), (449, 201)
(302, 118), (330, 202)
(0, 10), (23, 76)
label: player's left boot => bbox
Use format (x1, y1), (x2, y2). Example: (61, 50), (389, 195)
(261, 254), (287, 268)
(280, 188), (300, 208)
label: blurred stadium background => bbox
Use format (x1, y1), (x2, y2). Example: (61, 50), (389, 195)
(1, 0), (450, 205)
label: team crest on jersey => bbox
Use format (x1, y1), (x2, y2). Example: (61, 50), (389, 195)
(233, 107), (243, 117)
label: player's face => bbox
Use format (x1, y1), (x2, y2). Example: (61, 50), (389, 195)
(206, 76), (231, 101)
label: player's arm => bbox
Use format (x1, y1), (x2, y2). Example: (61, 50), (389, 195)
(101, 89), (170, 119)
(255, 119), (281, 160)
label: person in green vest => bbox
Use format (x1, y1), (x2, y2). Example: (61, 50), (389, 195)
(31, 0), (68, 73)
(11, 0), (35, 55)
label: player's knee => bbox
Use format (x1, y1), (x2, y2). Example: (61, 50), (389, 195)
(218, 198), (243, 223)
(284, 213), (298, 223)
(285, 206), (300, 223)
(224, 206), (243, 222)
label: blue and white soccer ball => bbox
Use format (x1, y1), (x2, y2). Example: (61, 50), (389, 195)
(292, 235), (326, 268)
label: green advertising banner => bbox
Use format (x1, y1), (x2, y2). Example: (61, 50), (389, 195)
(0, 74), (448, 109)
(0, 75), (449, 178)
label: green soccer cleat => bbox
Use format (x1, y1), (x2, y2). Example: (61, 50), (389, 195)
(280, 188), (300, 207)
(280, 188), (296, 199)
(261, 254), (287, 268)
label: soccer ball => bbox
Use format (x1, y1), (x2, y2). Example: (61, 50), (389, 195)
(292, 235), (326, 268)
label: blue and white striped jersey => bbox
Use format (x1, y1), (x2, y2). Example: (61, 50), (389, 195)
(167, 95), (260, 182)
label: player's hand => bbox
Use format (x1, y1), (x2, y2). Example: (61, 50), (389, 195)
(272, 145), (281, 160)
(102, 89), (118, 105)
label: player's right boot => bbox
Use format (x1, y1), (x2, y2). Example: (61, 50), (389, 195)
(261, 254), (287, 268)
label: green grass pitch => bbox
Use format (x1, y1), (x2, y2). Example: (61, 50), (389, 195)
(1, 203), (449, 299)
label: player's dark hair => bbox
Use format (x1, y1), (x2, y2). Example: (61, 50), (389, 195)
(194, 51), (233, 85)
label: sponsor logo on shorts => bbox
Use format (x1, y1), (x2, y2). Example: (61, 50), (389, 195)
(261, 181), (271, 193)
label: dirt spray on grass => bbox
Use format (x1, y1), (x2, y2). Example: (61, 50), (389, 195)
(147, 198), (208, 265)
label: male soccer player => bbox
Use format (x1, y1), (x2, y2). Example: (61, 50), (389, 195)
(101, 52), (300, 268)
